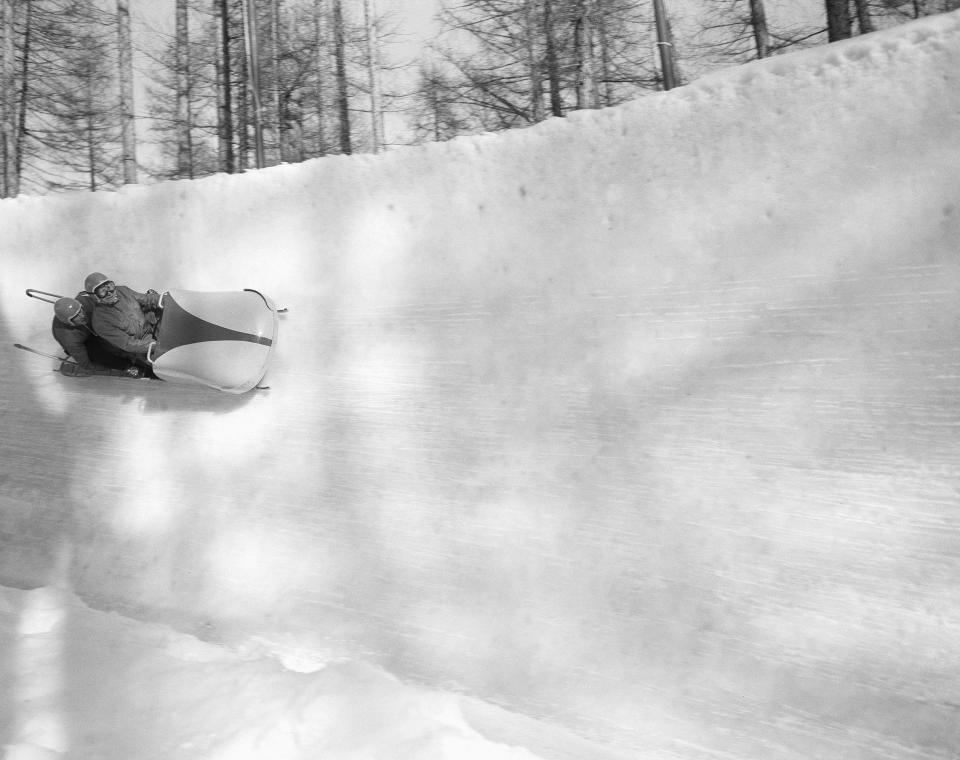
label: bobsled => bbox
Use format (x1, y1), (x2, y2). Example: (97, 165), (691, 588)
(147, 289), (280, 394)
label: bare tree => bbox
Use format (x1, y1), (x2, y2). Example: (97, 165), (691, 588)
(331, 0), (350, 153)
(524, 0), (544, 120)
(146, 1), (225, 179)
(270, 0), (282, 158)
(424, 0), (657, 137)
(410, 62), (478, 142)
(852, 0), (874, 33)
(116, 0), (137, 183)
(574, 0), (599, 108)
(215, 0), (235, 171)
(1, 0), (16, 196)
(235, 1), (250, 168)
(825, 0), (852, 41)
(312, 0), (326, 155)
(542, 0), (562, 115)
(594, 0), (613, 105)
(695, 0), (819, 65)
(29, 3), (120, 191)
(242, 0), (265, 167)
(174, 0), (193, 177)
(9, 1), (128, 192)
(876, 0), (960, 20)
(13, 0), (28, 191)
(363, 0), (383, 152)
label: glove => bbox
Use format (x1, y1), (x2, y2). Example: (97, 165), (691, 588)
(60, 361), (92, 377)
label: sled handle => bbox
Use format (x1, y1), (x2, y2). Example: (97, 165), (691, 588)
(146, 341), (157, 365)
(26, 289), (65, 304)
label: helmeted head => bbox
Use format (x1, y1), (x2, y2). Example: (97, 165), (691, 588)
(85, 272), (119, 305)
(54, 297), (86, 326)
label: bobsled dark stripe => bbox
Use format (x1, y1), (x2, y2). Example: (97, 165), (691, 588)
(153, 292), (273, 361)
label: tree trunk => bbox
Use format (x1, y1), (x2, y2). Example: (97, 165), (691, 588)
(175, 0), (192, 177)
(543, 0), (562, 117)
(749, 0), (770, 58)
(575, 0), (598, 109)
(237, 5), (249, 171)
(363, 0), (383, 152)
(1, 0), (13, 196)
(853, 0), (874, 33)
(594, 0), (612, 106)
(271, 0), (282, 162)
(313, 0), (326, 156)
(524, 0), (543, 122)
(332, 0), (350, 154)
(85, 69), (97, 191)
(116, 0), (137, 183)
(215, 0), (235, 172)
(243, 0), (265, 168)
(825, 0), (852, 41)
(15, 0), (28, 191)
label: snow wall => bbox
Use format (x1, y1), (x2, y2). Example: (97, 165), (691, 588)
(2, 11), (960, 758)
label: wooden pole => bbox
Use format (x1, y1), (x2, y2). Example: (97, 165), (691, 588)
(652, 0), (677, 91)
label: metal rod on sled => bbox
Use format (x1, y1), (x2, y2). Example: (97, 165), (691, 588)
(25, 289), (65, 304)
(13, 343), (73, 363)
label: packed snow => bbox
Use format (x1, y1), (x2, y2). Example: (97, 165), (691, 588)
(2, 10), (960, 760)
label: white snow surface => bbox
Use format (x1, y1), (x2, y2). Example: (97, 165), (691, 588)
(2, 11), (960, 760)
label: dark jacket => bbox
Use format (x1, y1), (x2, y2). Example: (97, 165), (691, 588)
(51, 318), (95, 368)
(50, 292), (100, 369)
(91, 285), (161, 358)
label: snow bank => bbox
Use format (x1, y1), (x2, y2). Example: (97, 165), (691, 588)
(0, 586), (543, 760)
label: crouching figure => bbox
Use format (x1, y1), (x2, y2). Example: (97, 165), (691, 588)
(52, 295), (142, 378)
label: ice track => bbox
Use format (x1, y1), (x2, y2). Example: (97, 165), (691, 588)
(2, 11), (960, 759)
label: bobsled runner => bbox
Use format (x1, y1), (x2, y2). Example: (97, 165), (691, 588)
(18, 287), (282, 394)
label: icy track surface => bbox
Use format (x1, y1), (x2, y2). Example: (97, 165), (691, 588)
(2, 11), (960, 760)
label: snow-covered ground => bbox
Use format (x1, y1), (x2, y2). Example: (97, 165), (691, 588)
(2, 11), (960, 760)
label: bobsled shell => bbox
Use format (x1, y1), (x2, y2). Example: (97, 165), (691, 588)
(150, 289), (279, 394)
(165, 289), (277, 339)
(152, 341), (272, 394)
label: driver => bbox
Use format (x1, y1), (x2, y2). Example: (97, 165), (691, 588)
(86, 272), (162, 365)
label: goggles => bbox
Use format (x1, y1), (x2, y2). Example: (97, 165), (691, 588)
(94, 281), (116, 299)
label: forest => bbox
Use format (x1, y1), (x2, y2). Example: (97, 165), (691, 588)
(0, 0), (956, 196)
